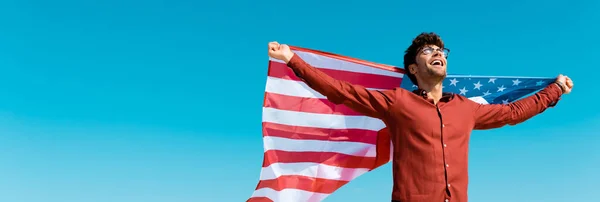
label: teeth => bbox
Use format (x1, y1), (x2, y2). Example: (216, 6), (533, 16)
(432, 60), (442, 65)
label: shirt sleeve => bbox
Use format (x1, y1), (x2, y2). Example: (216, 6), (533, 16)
(470, 83), (563, 130)
(285, 53), (396, 119)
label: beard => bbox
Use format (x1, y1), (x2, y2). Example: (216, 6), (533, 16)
(426, 66), (447, 81)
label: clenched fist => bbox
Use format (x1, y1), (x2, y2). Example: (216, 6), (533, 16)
(268, 41), (295, 63)
(555, 74), (574, 94)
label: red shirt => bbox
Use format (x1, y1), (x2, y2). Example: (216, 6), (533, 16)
(286, 54), (563, 202)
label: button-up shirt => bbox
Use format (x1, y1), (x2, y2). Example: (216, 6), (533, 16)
(286, 54), (563, 202)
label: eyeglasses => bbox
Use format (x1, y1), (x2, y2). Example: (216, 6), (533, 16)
(420, 47), (450, 58)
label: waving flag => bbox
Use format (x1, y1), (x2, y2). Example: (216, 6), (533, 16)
(248, 46), (555, 202)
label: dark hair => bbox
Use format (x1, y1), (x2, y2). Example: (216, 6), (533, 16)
(403, 32), (445, 85)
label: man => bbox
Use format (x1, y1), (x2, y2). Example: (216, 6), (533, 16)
(267, 32), (573, 202)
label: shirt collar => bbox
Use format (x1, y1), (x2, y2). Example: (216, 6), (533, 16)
(412, 88), (454, 103)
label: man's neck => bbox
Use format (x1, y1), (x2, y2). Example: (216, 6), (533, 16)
(417, 81), (444, 104)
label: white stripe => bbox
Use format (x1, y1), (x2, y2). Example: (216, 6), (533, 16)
(262, 107), (386, 131)
(265, 76), (387, 99)
(467, 96), (490, 104)
(259, 162), (370, 181)
(269, 50), (403, 78)
(263, 136), (376, 157)
(251, 187), (330, 202)
(266, 76), (326, 99)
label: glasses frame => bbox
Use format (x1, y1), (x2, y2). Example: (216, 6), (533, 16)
(419, 46), (450, 58)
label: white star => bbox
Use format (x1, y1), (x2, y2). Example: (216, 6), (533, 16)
(502, 99), (509, 104)
(473, 81), (483, 90)
(483, 90), (491, 96)
(497, 85), (506, 92)
(459, 86), (468, 95)
(450, 78), (459, 86)
(488, 78), (496, 83)
(512, 79), (522, 86)
(536, 81), (544, 86)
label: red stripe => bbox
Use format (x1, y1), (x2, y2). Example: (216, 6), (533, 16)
(262, 150), (378, 169)
(264, 92), (364, 115)
(246, 197), (273, 202)
(374, 128), (391, 169)
(289, 46), (405, 74)
(255, 175), (348, 194)
(268, 61), (402, 89)
(262, 122), (377, 144)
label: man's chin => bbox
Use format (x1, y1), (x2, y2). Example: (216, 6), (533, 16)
(439, 71), (447, 77)
(425, 67), (447, 81)
(432, 70), (447, 78)
(433, 72), (447, 82)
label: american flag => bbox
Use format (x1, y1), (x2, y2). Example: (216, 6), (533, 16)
(248, 46), (555, 202)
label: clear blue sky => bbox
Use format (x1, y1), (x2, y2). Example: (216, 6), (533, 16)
(0, 0), (597, 201)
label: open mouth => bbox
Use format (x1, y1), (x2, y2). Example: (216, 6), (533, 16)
(430, 59), (444, 66)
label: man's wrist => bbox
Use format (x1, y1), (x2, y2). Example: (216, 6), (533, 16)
(553, 81), (566, 94)
(283, 52), (295, 64)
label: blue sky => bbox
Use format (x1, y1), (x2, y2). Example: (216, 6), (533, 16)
(0, 0), (597, 201)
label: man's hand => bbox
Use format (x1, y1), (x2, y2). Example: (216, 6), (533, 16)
(268, 41), (295, 63)
(555, 74), (574, 94)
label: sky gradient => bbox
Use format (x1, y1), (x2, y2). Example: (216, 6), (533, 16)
(0, 0), (598, 201)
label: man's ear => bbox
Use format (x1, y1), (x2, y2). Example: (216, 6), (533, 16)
(408, 64), (417, 74)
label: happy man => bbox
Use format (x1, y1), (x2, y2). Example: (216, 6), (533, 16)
(267, 32), (573, 202)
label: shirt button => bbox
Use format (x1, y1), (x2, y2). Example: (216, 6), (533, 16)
(446, 164), (449, 167)
(442, 124), (445, 127)
(447, 184), (451, 187)
(445, 199), (449, 202)
(444, 144), (447, 147)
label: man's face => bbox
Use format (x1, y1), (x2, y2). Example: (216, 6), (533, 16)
(410, 45), (449, 83)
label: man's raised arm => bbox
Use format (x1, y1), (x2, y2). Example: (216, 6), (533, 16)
(268, 41), (397, 119)
(470, 76), (573, 130)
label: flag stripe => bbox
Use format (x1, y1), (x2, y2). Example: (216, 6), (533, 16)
(266, 76), (389, 100)
(263, 136), (377, 157)
(255, 175), (349, 194)
(250, 187), (330, 202)
(264, 92), (364, 116)
(269, 51), (403, 78)
(265, 76), (327, 99)
(468, 96), (490, 104)
(247, 197), (274, 202)
(262, 122), (378, 144)
(268, 61), (402, 89)
(289, 46), (404, 73)
(262, 107), (386, 131)
(259, 162), (370, 181)
(262, 150), (378, 169)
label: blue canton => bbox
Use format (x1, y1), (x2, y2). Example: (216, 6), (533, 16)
(400, 75), (555, 104)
